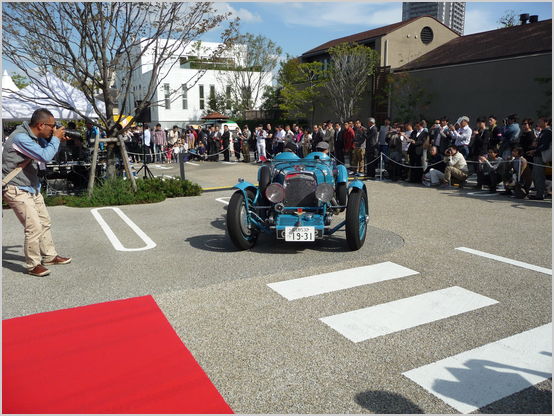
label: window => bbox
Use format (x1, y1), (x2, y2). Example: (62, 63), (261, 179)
(164, 84), (170, 109)
(420, 27), (434, 45)
(226, 86), (231, 109)
(199, 84), (204, 110)
(182, 84), (188, 110)
(209, 85), (215, 101)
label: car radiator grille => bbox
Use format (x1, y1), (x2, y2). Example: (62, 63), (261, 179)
(283, 175), (317, 207)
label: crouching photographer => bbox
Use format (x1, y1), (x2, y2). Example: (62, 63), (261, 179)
(2, 108), (72, 277)
(439, 145), (469, 189)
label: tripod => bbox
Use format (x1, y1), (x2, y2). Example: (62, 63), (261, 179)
(135, 139), (154, 179)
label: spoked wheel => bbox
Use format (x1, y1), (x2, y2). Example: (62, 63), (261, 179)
(345, 188), (368, 250)
(227, 189), (259, 250)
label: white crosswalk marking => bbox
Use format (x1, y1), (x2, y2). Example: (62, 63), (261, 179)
(403, 323), (552, 413)
(267, 262), (419, 300)
(456, 247), (552, 275)
(320, 286), (498, 343)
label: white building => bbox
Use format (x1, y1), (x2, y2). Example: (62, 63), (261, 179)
(117, 39), (272, 129)
(402, 2), (466, 35)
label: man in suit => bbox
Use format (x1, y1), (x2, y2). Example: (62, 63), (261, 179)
(213, 125), (222, 162)
(408, 120), (428, 183)
(365, 117), (379, 179)
(333, 122), (344, 165)
(221, 125), (231, 161)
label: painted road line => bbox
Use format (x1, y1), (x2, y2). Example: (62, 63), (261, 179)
(216, 197), (230, 205)
(186, 161), (200, 166)
(320, 286), (498, 343)
(268, 262), (419, 301)
(466, 191), (500, 196)
(403, 323), (552, 414)
(456, 247), (552, 275)
(91, 207), (157, 252)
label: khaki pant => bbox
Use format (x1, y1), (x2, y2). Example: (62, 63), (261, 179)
(444, 167), (469, 185)
(2, 186), (57, 270)
(242, 143), (250, 163)
(352, 148), (365, 174)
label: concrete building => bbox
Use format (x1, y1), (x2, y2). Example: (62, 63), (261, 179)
(117, 40), (272, 129)
(398, 18), (552, 124)
(300, 16), (459, 123)
(402, 2), (466, 35)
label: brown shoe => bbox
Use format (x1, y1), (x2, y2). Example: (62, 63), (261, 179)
(43, 255), (72, 266)
(29, 264), (51, 277)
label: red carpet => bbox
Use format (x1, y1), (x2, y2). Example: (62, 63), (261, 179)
(2, 295), (233, 414)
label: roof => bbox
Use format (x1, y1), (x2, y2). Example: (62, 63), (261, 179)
(401, 19), (552, 70)
(201, 112), (230, 120)
(302, 15), (457, 56)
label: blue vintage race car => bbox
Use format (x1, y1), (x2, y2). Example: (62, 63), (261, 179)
(226, 151), (369, 251)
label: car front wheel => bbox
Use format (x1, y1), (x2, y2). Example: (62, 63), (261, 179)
(227, 189), (259, 250)
(345, 188), (368, 250)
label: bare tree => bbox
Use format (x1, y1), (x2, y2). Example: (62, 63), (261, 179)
(217, 32), (282, 119)
(2, 2), (238, 136)
(322, 42), (380, 122)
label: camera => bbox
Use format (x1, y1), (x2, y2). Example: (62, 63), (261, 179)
(65, 129), (83, 142)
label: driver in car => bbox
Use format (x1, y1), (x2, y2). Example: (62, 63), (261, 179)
(315, 141), (338, 176)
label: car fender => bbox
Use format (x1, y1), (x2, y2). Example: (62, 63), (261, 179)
(336, 164), (348, 183)
(232, 181), (260, 202)
(347, 180), (368, 211)
(348, 180), (367, 193)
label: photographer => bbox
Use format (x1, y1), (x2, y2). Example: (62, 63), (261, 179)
(439, 145), (469, 189)
(241, 125), (251, 163)
(2, 108), (72, 277)
(448, 116), (472, 159)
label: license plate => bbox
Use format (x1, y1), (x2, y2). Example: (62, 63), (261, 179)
(285, 227), (315, 242)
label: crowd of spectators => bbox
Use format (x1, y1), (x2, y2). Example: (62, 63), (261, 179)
(4, 113), (551, 200)
(376, 114), (552, 200)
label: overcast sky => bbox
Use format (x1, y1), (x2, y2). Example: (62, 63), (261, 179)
(2, 2), (552, 78)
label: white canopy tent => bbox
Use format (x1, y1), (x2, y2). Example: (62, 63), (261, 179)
(2, 70), (20, 95)
(2, 72), (106, 121)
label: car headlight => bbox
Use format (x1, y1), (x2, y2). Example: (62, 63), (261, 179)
(265, 183), (285, 203)
(316, 182), (334, 203)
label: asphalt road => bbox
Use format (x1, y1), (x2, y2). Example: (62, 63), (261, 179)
(2, 158), (552, 413)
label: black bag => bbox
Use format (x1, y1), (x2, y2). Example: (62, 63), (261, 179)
(514, 181), (527, 199)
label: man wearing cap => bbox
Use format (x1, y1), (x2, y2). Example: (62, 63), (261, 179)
(284, 141), (298, 153)
(449, 116), (472, 159)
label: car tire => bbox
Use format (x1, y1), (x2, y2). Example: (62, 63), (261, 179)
(259, 165), (271, 199)
(227, 189), (259, 250)
(345, 188), (368, 251)
(336, 182), (347, 212)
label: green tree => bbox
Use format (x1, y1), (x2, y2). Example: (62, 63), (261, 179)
(323, 42), (380, 122)
(10, 73), (30, 89)
(2, 2), (238, 138)
(279, 59), (325, 126)
(383, 67), (434, 123)
(217, 32), (282, 119)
